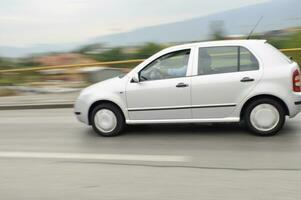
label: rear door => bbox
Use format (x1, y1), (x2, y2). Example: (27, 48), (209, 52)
(191, 45), (263, 119)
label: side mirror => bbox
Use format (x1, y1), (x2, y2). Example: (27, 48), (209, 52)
(131, 73), (140, 83)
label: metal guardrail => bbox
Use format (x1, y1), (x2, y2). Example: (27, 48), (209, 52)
(0, 48), (300, 74)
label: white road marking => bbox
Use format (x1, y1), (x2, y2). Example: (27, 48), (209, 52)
(0, 152), (189, 162)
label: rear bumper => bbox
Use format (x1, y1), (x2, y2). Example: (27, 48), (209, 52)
(295, 101), (301, 105)
(288, 93), (301, 118)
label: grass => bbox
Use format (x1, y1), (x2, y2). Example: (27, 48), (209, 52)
(0, 72), (42, 86)
(0, 88), (17, 97)
(283, 51), (301, 66)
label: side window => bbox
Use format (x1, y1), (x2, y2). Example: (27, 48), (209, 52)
(140, 50), (190, 81)
(198, 46), (259, 75)
(198, 46), (238, 75)
(239, 47), (259, 71)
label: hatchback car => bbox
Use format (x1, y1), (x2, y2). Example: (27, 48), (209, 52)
(75, 40), (301, 137)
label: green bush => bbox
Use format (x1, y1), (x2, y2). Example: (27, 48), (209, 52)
(283, 51), (301, 66)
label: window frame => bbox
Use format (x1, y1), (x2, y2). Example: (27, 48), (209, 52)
(138, 49), (192, 82)
(196, 45), (260, 76)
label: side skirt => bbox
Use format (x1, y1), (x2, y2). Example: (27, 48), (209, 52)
(126, 117), (240, 125)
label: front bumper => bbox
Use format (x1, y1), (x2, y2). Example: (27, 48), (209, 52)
(74, 96), (90, 125)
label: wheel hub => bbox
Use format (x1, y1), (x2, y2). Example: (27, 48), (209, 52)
(250, 104), (280, 132)
(94, 109), (117, 133)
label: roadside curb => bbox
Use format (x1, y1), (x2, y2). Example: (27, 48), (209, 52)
(0, 103), (74, 110)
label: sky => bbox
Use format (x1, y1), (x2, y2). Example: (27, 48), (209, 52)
(0, 0), (269, 47)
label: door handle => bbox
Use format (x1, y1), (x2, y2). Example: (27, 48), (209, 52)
(176, 83), (189, 88)
(241, 77), (255, 82)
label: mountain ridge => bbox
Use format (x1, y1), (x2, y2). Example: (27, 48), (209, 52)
(1, 0), (300, 57)
(91, 0), (300, 45)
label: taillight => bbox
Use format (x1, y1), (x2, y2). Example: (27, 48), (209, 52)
(293, 69), (301, 92)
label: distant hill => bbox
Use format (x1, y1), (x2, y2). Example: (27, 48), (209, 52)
(1, 0), (300, 57)
(91, 0), (301, 45)
(0, 44), (78, 58)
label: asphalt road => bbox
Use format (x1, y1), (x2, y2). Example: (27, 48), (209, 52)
(1, 108), (301, 200)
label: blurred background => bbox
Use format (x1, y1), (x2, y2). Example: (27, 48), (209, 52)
(0, 0), (300, 104)
(1, 1), (301, 199)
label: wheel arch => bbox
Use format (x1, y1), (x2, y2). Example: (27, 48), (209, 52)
(88, 100), (126, 125)
(240, 94), (290, 119)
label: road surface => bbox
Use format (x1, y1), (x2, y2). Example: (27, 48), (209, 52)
(0, 108), (301, 200)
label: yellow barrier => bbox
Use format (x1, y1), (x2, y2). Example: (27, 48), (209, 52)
(0, 48), (300, 74)
(280, 48), (301, 52)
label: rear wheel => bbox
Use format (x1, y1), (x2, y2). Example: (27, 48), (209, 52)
(244, 98), (286, 136)
(91, 103), (125, 137)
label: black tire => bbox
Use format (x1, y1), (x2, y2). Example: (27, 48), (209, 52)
(244, 98), (286, 136)
(91, 103), (125, 137)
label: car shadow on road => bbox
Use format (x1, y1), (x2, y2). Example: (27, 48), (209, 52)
(84, 122), (298, 140)
(125, 123), (244, 136)
(83, 123), (243, 138)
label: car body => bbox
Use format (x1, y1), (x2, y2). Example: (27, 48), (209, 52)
(75, 40), (301, 136)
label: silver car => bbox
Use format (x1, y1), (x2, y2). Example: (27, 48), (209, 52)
(75, 40), (301, 137)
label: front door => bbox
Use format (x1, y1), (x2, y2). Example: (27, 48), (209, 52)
(126, 49), (192, 121)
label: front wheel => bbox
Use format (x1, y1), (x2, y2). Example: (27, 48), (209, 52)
(91, 103), (125, 137)
(244, 98), (286, 136)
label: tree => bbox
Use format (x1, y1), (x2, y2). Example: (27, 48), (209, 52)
(134, 43), (164, 59)
(75, 43), (104, 54)
(209, 21), (226, 40)
(92, 48), (130, 61)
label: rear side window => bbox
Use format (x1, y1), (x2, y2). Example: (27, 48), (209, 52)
(198, 46), (259, 75)
(240, 47), (260, 71)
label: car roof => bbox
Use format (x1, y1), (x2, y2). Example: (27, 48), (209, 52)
(166, 39), (267, 50)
